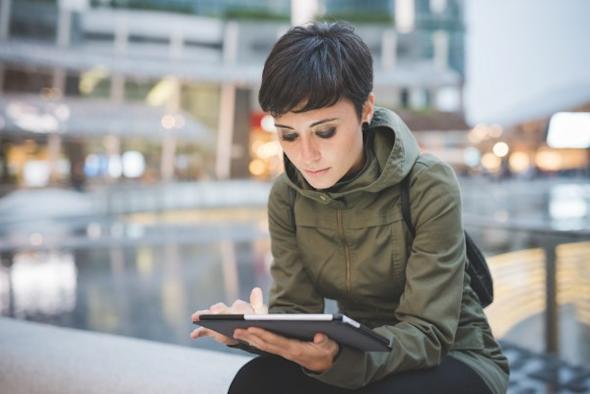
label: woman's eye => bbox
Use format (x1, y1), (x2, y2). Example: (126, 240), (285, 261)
(280, 132), (298, 142)
(316, 128), (336, 139)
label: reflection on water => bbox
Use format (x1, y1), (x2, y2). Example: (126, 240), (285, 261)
(220, 240), (239, 304)
(0, 236), (271, 353)
(549, 184), (590, 231)
(461, 179), (590, 233)
(0, 264), (10, 315)
(1, 228), (588, 365)
(1, 251), (77, 318)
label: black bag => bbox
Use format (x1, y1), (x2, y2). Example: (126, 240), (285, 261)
(400, 175), (494, 308)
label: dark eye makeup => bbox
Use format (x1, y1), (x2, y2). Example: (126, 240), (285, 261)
(315, 128), (336, 139)
(279, 127), (336, 142)
(280, 132), (298, 142)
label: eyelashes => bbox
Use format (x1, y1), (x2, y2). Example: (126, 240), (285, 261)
(316, 128), (336, 139)
(280, 128), (336, 142)
(280, 132), (298, 142)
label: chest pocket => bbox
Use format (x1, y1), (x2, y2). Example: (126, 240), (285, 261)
(293, 200), (408, 303)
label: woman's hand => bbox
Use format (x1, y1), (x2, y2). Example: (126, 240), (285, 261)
(190, 287), (268, 346)
(233, 328), (340, 373)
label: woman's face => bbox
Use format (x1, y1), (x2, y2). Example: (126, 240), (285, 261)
(274, 97), (374, 190)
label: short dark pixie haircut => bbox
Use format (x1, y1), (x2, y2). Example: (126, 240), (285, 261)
(258, 22), (373, 120)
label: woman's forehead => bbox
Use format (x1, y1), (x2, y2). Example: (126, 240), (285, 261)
(274, 99), (354, 124)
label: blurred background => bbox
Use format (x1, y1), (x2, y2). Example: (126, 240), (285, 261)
(0, 0), (589, 392)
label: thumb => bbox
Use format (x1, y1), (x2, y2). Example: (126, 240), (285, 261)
(313, 333), (327, 344)
(249, 287), (266, 313)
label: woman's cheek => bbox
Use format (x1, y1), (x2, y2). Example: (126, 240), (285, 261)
(282, 147), (298, 168)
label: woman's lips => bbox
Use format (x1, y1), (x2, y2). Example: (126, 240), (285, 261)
(304, 168), (330, 176)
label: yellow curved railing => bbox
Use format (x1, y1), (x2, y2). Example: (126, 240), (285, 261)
(485, 241), (590, 338)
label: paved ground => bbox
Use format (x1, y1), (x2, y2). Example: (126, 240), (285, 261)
(501, 341), (590, 393)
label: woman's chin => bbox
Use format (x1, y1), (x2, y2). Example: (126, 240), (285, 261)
(305, 177), (336, 190)
(300, 168), (339, 190)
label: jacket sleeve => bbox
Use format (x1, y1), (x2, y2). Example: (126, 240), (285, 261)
(267, 177), (325, 314)
(226, 177), (324, 357)
(304, 160), (466, 389)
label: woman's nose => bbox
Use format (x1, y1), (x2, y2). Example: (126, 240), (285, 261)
(300, 138), (321, 163)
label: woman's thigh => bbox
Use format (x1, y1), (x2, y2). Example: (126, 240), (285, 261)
(362, 356), (491, 394)
(228, 355), (491, 394)
(228, 355), (351, 394)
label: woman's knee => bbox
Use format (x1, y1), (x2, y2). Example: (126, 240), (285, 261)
(228, 356), (296, 394)
(229, 356), (271, 391)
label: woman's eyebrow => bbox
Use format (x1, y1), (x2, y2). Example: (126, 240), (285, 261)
(274, 118), (339, 130)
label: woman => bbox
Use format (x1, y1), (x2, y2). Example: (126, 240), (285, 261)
(191, 22), (509, 394)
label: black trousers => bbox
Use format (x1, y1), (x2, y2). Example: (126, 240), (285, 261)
(228, 354), (492, 394)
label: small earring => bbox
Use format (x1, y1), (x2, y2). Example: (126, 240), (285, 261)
(362, 122), (369, 131)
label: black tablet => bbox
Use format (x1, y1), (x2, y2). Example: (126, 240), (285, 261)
(194, 313), (391, 352)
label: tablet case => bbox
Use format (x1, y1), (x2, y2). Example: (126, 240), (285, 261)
(195, 313), (391, 352)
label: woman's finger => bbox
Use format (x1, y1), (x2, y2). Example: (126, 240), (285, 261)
(247, 327), (297, 349)
(313, 333), (328, 345)
(231, 299), (254, 314)
(190, 327), (208, 339)
(236, 328), (300, 358)
(249, 287), (268, 314)
(191, 327), (222, 340)
(211, 331), (238, 345)
(237, 331), (285, 357)
(191, 326), (238, 346)
(191, 309), (210, 322)
(209, 302), (229, 313)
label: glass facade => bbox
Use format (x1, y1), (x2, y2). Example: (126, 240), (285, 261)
(91, 0), (291, 19)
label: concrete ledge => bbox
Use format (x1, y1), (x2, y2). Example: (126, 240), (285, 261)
(0, 317), (252, 394)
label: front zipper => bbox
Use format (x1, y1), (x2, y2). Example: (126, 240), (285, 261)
(337, 209), (352, 296)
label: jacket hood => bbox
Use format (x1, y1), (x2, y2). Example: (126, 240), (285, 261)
(282, 107), (420, 204)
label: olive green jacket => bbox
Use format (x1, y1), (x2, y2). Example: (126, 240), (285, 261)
(266, 107), (509, 393)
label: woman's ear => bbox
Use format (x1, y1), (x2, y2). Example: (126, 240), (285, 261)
(363, 93), (376, 124)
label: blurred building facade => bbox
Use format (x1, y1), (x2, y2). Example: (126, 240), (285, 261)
(0, 0), (469, 189)
(463, 0), (590, 178)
